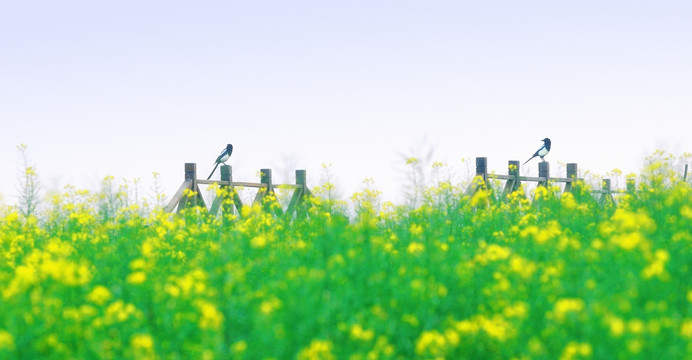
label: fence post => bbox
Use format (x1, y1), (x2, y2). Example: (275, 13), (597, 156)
(165, 163), (194, 213)
(684, 164), (689, 181)
(253, 169), (271, 206)
(564, 163), (577, 193)
(254, 168), (282, 215)
(465, 157), (487, 195)
(287, 170), (308, 218)
(502, 160), (521, 199)
(538, 162), (550, 187)
(600, 178), (614, 206)
(295, 170), (306, 188)
(261, 168), (273, 198)
(185, 163), (196, 181)
(220, 165), (233, 220)
(209, 165), (227, 216)
(178, 163), (198, 211)
(476, 157), (488, 184)
(626, 177), (636, 194)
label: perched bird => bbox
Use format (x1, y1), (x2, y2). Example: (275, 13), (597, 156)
(207, 144), (233, 180)
(524, 138), (551, 165)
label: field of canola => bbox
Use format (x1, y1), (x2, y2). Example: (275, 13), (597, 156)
(1, 173), (691, 359)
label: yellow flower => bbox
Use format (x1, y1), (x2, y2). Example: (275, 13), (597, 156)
(510, 256), (537, 279)
(131, 334), (154, 351)
(415, 330), (447, 356)
(409, 224), (424, 236)
(164, 284), (181, 298)
(477, 315), (512, 341)
(12, 264), (38, 293)
(87, 285), (112, 306)
(127, 271), (146, 285)
(642, 249), (669, 280)
(627, 339), (643, 354)
(196, 300), (224, 331)
(350, 324), (375, 341)
(484, 244), (511, 261)
(560, 192), (577, 210)
(681, 320), (692, 339)
(470, 188), (489, 207)
(297, 339), (335, 360)
(444, 328), (459, 347)
(552, 298), (584, 321)
(503, 302), (528, 319)
(259, 297), (282, 316)
(454, 319), (479, 334)
(141, 239), (155, 257)
(105, 300), (140, 324)
(129, 258), (146, 270)
(611, 232), (643, 250)
(628, 319), (645, 334)
(607, 209), (656, 233)
(559, 341), (592, 360)
(534, 221), (561, 244)
(407, 242), (425, 255)
(0, 329), (15, 351)
(607, 315), (625, 337)
(250, 235), (267, 248)
(230, 340), (247, 354)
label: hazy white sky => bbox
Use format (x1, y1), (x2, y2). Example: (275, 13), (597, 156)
(1, 1), (691, 205)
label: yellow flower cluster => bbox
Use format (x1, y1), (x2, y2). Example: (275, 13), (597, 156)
(0, 160), (690, 359)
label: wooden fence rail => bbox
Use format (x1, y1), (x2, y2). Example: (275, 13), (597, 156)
(467, 157), (637, 205)
(167, 157), (683, 216)
(165, 163), (312, 218)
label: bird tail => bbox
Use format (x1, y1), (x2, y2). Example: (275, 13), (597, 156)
(523, 156), (535, 165)
(207, 163), (220, 180)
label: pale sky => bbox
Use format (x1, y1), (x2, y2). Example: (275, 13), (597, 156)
(1, 1), (691, 206)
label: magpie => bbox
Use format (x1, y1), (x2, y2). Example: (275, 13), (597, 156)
(207, 144), (233, 180)
(523, 138), (551, 165)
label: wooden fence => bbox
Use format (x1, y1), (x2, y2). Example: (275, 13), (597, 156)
(165, 163), (312, 217)
(466, 157), (636, 205)
(166, 159), (688, 215)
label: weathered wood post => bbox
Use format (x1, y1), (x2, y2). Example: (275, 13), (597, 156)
(253, 168), (271, 206)
(465, 157), (488, 195)
(261, 168), (274, 206)
(296, 169), (306, 189)
(510, 160), (521, 191)
(502, 160), (521, 199)
(220, 165), (233, 220)
(179, 163), (206, 212)
(254, 168), (282, 215)
(184, 163), (197, 211)
(684, 164), (689, 181)
(209, 165), (245, 219)
(209, 165), (227, 216)
(287, 169), (309, 218)
(600, 178), (614, 206)
(626, 177), (636, 194)
(185, 163), (196, 180)
(564, 163), (578, 193)
(538, 162), (550, 187)
(228, 166), (245, 214)
(477, 157), (488, 184)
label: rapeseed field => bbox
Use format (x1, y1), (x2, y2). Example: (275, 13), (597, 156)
(1, 162), (691, 359)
